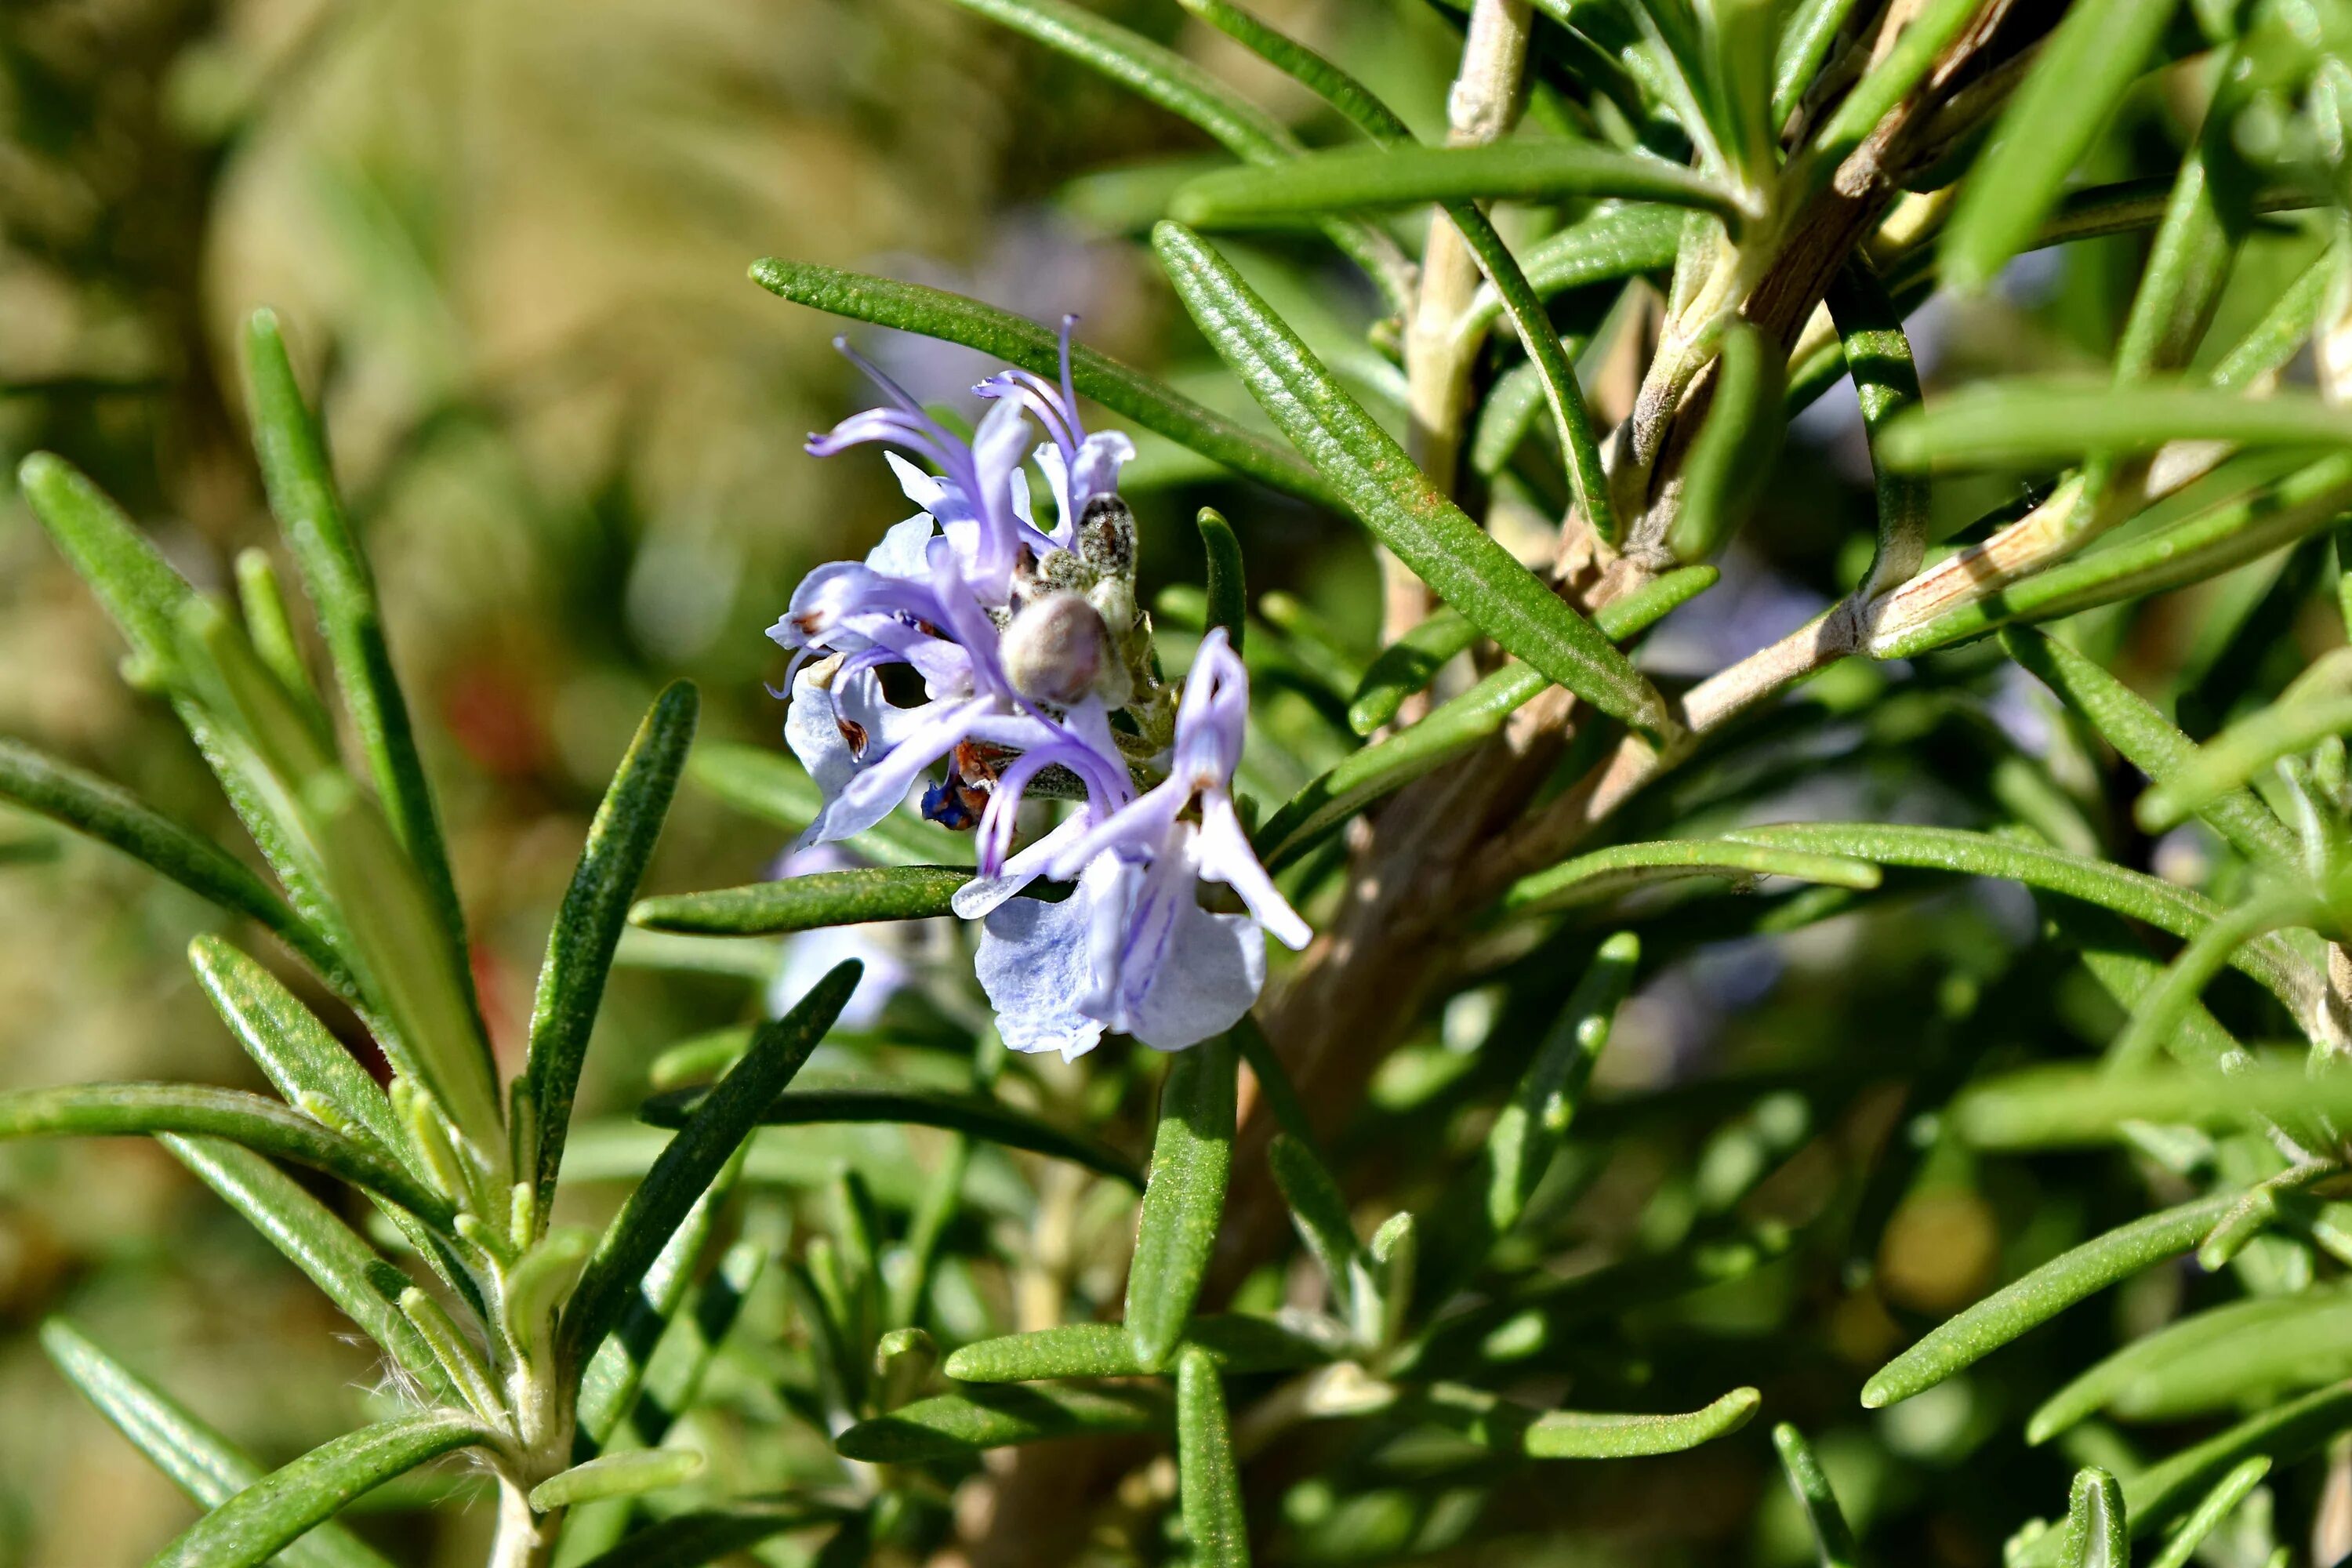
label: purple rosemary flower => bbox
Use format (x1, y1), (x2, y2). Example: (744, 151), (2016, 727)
(970, 630), (1310, 1058)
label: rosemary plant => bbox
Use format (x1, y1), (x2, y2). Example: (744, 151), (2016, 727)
(5, 0), (2352, 1562)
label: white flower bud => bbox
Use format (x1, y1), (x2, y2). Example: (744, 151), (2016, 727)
(1001, 590), (1114, 706)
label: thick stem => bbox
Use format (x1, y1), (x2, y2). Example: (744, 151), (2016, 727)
(490, 1480), (564, 1568)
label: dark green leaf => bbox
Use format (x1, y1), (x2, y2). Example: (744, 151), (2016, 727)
(1517, 1387), (1761, 1457)
(1198, 507), (1248, 651)
(944, 1316), (1334, 1381)
(524, 681), (699, 1216)
(1881, 383), (2352, 470)
(833, 1384), (1167, 1462)
(1502, 837), (1882, 916)
(1773, 1424), (1862, 1568)
(2147, 1457), (2271, 1568)
(1176, 1347), (1249, 1567)
(561, 963), (856, 1376)
(1348, 609), (1476, 735)
(1153, 223), (1671, 735)
(639, 1076), (1142, 1188)
(1666, 321), (1787, 561)
(1127, 1034), (1239, 1371)
(0, 1082), (452, 1226)
(570, 1502), (850, 1568)
(38, 1319), (394, 1568)
(147, 1411), (486, 1568)
(1171, 140), (1737, 227)
(629, 866), (970, 936)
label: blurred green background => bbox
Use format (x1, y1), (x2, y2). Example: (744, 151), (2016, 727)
(0, 2), (2324, 1564)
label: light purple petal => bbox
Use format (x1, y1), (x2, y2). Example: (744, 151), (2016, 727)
(1127, 899), (1265, 1051)
(1068, 430), (1135, 514)
(865, 514), (938, 577)
(954, 811), (1091, 920)
(1196, 796), (1311, 950)
(977, 884), (1106, 1061)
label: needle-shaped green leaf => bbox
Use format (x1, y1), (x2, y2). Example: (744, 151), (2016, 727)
(834, 1384), (1167, 1462)
(561, 962), (856, 1376)
(684, 742), (974, 867)
(2146, 1457), (2270, 1568)
(1261, 564), (1719, 866)
(147, 1410), (487, 1568)
(243, 311), (470, 971)
(1465, 205), (1687, 333)
(187, 935), (408, 1174)
(750, 260), (1330, 506)
(1519, 1386), (1761, 1457)
(1422, 933), (1639, 1298)
(1882, 383), (2352, 470)
(232, 548), (330, 740)
(1773, 1424), (1862, 1568)
(529, 1448), (703, 1512)
(630, 1237), (768, 1446)
(1503, 837), (1883, 916)
(568, 1503), (851, 1568)
(1938, 0), (2183, 294)
(1268, 1131), (1367, 1330)
(38, 1319), (395, 1568)
(1873, 455), (2352, 657)
(1348, 609), (1476, 735)
(575, 1156), (742, 1457)
(1667, 320), (1787, 562)
(1175, 1347), (1250, 1567)
(1198, 507), (1248, 651)
(0, 741), (346, 985)
(1170, 140), (1739, 227)
(1828, 264), (1929, 600)
(1721, 824), (2312, 1014)
(157, 1135), (452, 1403)
(639, 1076), (1142, 1189)
(2140, 694), (2352, 831)
(1153, 222), (1671, 735)
(16, 452), (199, 683)
(1771, 0), (1869, 126)
(2060, 1468), (2127, 1568)
(944, 1316), (1334, 1382)
(524, 680), (698, 1215)
(1999, 628), (2294, 867)
(628, 866), (971, 936)
(0, 1082), (452, 1226)
(2030, 1290), (2352, 1442)
(1951, 1062), (2352, 1149)
(1127, 1033), (1239, 1372)
(1862, 1191), (2238, 1408)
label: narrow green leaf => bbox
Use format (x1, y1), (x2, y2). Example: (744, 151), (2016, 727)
(1198, 507), (1248, 652)
(1806, 0), (1984, 165)
(233, 547), (331, 741)
(1176, 1347), (1249, 1567)
(1721, 823), (2312, 1014)
(0, 739), (346, 986)
(1503, 837), (1882, 916)
(2030, 1290), (2352, 1442)
(575, 1154), (742, 1457)
(1881, 382), (2352, 471)
(1173, 0), (1408, 143)
(569, 1502), (849, 1568)
(17, 452), (197, 681)
(1668, 320), (1788, 561)
(2060, 1468), (2128, 1568)
(1828, 264), (1929, 599)
(525, 681), (698, 1215)
(1171, 140), (1737, 227)
(157, 1134), (452, 1401)
(1127, 1034), (1239, 1371)
(833, 1385), (1166, 1462)
(1268, 1131), (1366, 1328)
(633, 1237), (768, 1446)
(1152, 222), (1671, 735)
(530, 1449), (702, 1512)
(187, 935), (409, 1174)
(1424, 934), (1639, 1296)
(2031, 1381), (2352, 1556)
(1939, 0), (2182, 293)
(2212, 245), (2340, 392)
(0, 1083), (452, 1226)
(396, 1289), (503, 1425)
(147, 1411), (486, 1568)
(1520, 1386), (1761, 1457)
(639, 1076), (1142, 1188)
(629, 866), (969, 936)
(1468, 205), (1687, 334)
(685, 742), (974, 867)
(561, 963), (856, 1374)
(2147, 1457), (2271, 1568)
(1999, 628), (2294, 867)
(2103, 888), (2322, 1075)
(38, 1319), (394, 1568)
(1772, 0), (1868, 126)
(1261, 566), (1719, 866)
(2140, 695), (2352, 831)
(1951, 1062), (2352, 1149)
(944, 1316), (1334, 1382)
(1862, 1191), (2238, 1408)
(1773, 1425), (1862, 1568)
(1348, 610), (1477, 735)
(243, 311), (470, 974)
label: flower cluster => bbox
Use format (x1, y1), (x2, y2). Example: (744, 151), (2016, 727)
(770, 324), (1308, 1058)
